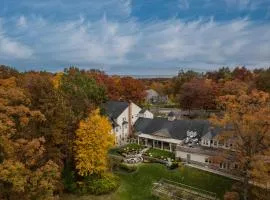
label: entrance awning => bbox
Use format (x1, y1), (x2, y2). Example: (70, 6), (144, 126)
(137, 133), (182, 145)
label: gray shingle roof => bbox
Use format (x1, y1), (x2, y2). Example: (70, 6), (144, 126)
(103, 101), (129, 119)
(134, 118), (213, 140)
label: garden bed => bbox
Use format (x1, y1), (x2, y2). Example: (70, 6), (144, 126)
(144, 148), (175, 161)
(117, 143), (145, 155)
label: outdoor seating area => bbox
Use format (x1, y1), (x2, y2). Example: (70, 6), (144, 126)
(124, 156), (143, 164)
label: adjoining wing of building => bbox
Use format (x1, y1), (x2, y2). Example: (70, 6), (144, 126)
(104, 101), (238, 173)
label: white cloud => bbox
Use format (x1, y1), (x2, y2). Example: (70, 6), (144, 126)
(136, 18), (270, 67)
(1, 15), (270, 71)
(9, 16), (137, 66)
(17, 16), (27, 28)
(0, 19), (33, 59)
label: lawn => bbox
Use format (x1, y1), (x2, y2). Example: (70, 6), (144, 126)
(62, 163), (236, 200)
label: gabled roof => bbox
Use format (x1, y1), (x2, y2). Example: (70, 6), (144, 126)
(103, 100), (129, 119)
(134, 118), (212, 140)
(139, 108), (147, 114)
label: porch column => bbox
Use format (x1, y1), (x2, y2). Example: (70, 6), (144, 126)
(145, 139), (148, 146)
(161, 141), (163, 150)
(153, 140), (155, 148)
(137, 137), (140, 144)
(169, 143), (172, 152)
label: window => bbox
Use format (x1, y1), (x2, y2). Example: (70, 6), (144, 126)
(214, 141), (217, 146)
(115, 127), (118, 132)
(205, 158), (208, 163)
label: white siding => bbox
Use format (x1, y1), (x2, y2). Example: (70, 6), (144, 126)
(143, 110), (154, 119)
(131, 102), (142, 124)
(176, 151), (209, 164)
(113, 102), (144, 146)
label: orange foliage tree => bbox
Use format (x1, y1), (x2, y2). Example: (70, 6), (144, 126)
(211, 90), (270, 200)
(0, 77), (60, 200)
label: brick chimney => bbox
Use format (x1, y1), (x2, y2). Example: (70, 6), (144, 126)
(128, 100), (133, 137)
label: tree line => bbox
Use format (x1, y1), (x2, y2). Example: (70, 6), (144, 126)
(0, 65), (145, 199)
(144, 66), (270, 111)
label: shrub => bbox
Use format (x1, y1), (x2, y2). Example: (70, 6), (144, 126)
(168, 162), (179, 170)
(79, 173), (120, 195)
(119, 163), (137, 173)
(62, 164), (77, 193)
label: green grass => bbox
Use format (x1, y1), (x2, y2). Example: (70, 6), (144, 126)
(62, 163), (236, 200)
(144, 148), (175, 160)
(115, 163), (235, 200)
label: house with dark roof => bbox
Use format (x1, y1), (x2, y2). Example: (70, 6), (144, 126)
(103, 101), (153, 146)
(134, 115), (239, 172)
(146, 89), (169, 104)
(134, 117), (211, 151)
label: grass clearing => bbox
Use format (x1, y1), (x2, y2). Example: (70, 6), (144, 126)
(62, 163), (236, 200)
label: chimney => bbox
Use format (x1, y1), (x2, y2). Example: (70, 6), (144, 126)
(128, 100), (133, 137)
(168, 111), (176, 121)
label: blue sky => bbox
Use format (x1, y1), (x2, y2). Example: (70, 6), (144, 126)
(0, 0), (270, 75)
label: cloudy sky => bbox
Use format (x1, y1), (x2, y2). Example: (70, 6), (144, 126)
(1, 0), (270, 75)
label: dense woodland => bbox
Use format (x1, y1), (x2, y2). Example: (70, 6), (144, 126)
(0, 65), (269, 200)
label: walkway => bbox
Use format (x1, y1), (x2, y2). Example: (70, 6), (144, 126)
(185, 163), (243, 181)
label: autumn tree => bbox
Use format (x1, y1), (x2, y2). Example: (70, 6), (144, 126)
(0, 77), (60, 200)
(59, 67), (107, 118)
(119, 77), (146, 104)
(255, 67), (270, 93)
(211, 90), (270, 200)
(172, 70), (200, 96)
(232, 66), (253, 82)
(19, 72), (72, 165)
(206, 67), (232, 82)
(0, 65), (19, 79)
(74, 109), (114, 176)
(224, 192), (240, 200)
(179, 78), (219, 111)
(220, 80), (249, 96)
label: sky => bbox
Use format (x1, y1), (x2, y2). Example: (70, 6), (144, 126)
(0, 0), (270, 75)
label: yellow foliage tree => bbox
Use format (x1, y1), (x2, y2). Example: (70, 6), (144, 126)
(52, 72), (63, 89)
(74, 109), (114, 176)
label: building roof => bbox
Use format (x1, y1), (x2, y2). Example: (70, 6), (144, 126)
(134, 117), (212, 140)
(139, 108), (147, 114)
(103, 100), (129, 119)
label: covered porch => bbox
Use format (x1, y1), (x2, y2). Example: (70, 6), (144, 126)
(136, 133), (182, 152)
